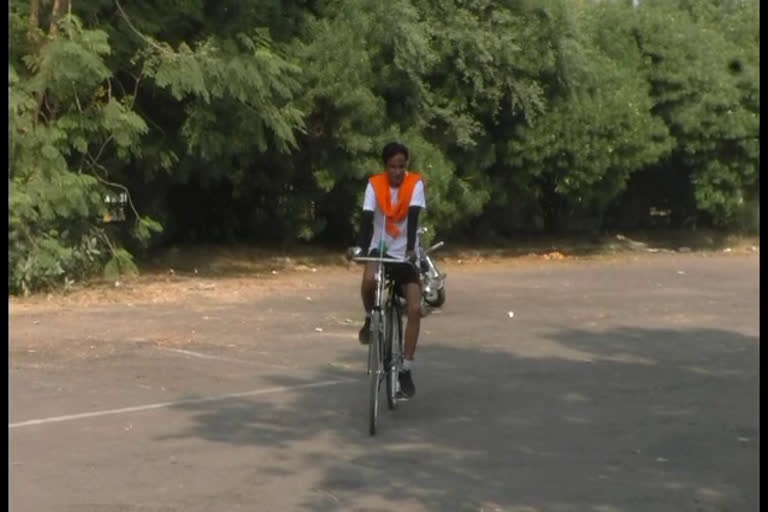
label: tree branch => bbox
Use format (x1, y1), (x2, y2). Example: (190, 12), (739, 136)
(129, 70), (144, 110)
(72, 84), (83, 114)
(67, 0), (73, 38)
(97, 227), (117, 257)
(93, 135), (114, 164)
(86, 154), (142, 222)
(114, 0), (172, 54)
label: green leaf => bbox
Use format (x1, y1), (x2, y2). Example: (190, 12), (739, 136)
(103, 249), (139, 280)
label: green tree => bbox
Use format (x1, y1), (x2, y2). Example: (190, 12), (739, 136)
(10, 5), (151, 294)
(634, 0), (759, 228)
(8, 0), (759, 295)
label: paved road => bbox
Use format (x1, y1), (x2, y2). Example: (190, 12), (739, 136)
(10, 254), (759, 511)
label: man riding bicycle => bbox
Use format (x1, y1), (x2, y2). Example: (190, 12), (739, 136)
(347, 142), (425, 399)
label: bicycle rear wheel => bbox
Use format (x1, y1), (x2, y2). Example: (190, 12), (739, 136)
(368, 310), (383, 436)
(385, 300), (402, 410)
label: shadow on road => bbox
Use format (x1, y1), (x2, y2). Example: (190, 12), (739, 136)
(157, 327), (759, 511)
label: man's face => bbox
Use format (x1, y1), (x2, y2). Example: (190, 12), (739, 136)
(385, 153), (408, 188)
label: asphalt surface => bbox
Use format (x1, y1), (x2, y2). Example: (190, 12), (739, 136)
(9, 253), (759, 512)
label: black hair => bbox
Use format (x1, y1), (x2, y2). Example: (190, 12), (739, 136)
(381, 142), (409, 163)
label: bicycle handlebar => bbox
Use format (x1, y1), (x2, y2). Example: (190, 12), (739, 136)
(352, 256), (411, 264)
(424, 241), (444, 254)
(352, 256), (421, 272)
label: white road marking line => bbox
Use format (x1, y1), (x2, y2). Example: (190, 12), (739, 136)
(157, 347), (293, 370)
(162, 348), (242, 362)
(9, 378), (356, 429)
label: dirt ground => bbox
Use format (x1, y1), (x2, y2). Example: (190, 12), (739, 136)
(9, 251), (759, 512)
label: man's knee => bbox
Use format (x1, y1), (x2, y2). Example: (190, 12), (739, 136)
(405, 284), (422, 318)
(407, 300), (421, 319)
(362, 265), (376, 287)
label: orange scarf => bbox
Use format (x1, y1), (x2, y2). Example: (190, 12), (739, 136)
(369, 172), (423, 238)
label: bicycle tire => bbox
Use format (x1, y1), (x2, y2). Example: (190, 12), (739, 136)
(368, 310), (382, 436)
(385, 299), (402, 410)
(384, 304), (395, 410)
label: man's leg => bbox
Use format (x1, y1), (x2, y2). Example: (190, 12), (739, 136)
(358, 262), (377, 344)
(398, 279), (422, 399)
(402, 281), (422, 360)
(361, 261), (377, 312)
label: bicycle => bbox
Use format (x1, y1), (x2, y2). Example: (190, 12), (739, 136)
(352, 252), (416, 436)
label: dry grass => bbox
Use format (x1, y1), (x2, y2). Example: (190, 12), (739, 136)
(9, 231), (758, 311)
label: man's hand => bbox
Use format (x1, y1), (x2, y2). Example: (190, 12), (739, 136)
(406, 249), (418, 264)
(346, 246), (363, 261)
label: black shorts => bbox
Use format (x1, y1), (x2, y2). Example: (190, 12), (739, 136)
(368, 249), (420, 287)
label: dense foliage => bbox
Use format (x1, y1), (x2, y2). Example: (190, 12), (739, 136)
(9, 0), (760, 293)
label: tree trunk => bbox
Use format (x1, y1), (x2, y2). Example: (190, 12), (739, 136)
(48, 0), (68, 38)
(28, 0), (40, 42)
(34, 0), (71, 123)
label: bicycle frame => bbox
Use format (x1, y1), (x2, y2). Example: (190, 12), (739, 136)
(352, 255), (405, 370)
(352, 216), (415, 434)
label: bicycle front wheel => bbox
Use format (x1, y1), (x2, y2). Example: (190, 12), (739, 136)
(385, 301), (402, 410)
(368, 311), (383, 436)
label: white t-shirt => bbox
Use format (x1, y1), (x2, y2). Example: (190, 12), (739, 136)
(363, 177), (426, 259)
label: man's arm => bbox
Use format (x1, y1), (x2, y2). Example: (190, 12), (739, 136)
(406, 206), (422, 253)
(406, 179), (426, 258)
(357, 210), (374, 250)
(351, 182), (376, 254)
